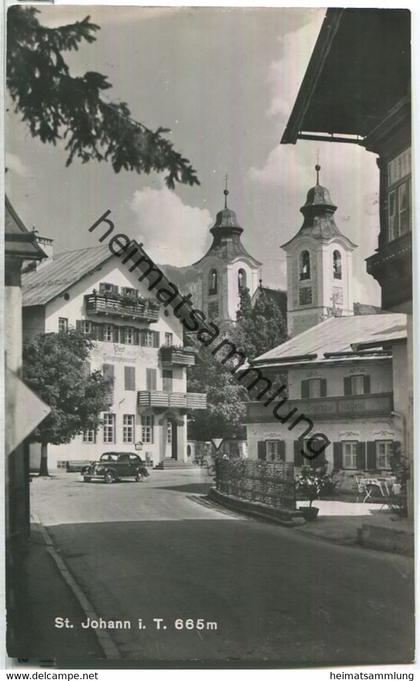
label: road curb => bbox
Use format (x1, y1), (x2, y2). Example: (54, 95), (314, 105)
(32, 513), (121, 660)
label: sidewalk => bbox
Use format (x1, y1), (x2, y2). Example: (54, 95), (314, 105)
(7, 522), (104, 665)
(295, 500), (414, 554)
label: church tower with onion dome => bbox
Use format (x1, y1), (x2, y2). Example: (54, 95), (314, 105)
(281, 165), (357, 337)
(190, 179), (262, 323)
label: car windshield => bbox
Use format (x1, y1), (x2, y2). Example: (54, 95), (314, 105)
(100, 454), (119, 462)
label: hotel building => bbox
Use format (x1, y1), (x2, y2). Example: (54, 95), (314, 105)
(22, 243), (206, 469)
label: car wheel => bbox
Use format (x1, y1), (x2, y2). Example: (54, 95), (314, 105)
(135, 470), (143, 482)
(104, 470), (115, 484)
(83, 476), (90, 482)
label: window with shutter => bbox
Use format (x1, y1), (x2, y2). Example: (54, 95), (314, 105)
(103, 324), (113, 342)
(278, 440), (286, 462)
(350, 374), (365, 395)
(366, 442), (377, 470)
(363, 374), (371, 394)
(266, 440), (285, 462)
(376, 440), (393, 469)
(153, 331), (160, 348)
(293, 441), (304, 466)
(356, 442), (366, 470)
(257, 441), (266, 461)
(301, 380), (309, 398)
(124, 366), (136, 391)
(333, 442), (343, 469)
(146, 368), (157, 391)
(162, 369), (173, 392)
(343, 376), (352, 395)
(320, 379), (327, 397)
(103, 364), (115, 405)
(342, 441), (358, 469)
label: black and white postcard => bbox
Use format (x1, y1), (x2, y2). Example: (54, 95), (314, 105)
(4, 3), (415, 672)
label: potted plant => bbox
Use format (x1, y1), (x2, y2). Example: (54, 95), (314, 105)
(295, 465), (333, 520)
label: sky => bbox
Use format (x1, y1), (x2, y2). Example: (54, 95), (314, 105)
(6, 5), (381, 304)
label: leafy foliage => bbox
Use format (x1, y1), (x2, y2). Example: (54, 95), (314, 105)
(235, 287), (287, 359)
(187, 345), (247, 441)
(295, 465), (335, 507)
(22, 330), (109, 446)
(7, 6), (199, 188)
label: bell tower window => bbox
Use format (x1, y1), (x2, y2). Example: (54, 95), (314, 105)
(208, 269), (218, 295)
(238, 268), (247, 291)
(333, 250), (342, 279)
(299, 251), (311, 280)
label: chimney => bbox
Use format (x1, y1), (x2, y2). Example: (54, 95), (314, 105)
(34, 235), (54, 270)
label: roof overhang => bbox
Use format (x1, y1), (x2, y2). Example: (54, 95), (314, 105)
(281, 8), (411, 146)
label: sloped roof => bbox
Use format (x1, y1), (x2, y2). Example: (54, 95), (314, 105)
(22, 244), (113, 306)
(281, 8), (410, 144)
(251, 286), (287, 314)
(252, 313), (407, 366)
(192, 235), (261, 267)
(5, 197), (47, 260)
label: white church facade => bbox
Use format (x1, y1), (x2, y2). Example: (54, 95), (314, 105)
(161, 186), (263, 326)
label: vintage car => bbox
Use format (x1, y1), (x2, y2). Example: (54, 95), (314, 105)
(81, 452), (149, 483)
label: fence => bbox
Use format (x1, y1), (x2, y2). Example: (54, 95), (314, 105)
(215, 459), (296, 511)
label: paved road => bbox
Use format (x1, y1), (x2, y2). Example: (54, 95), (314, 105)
(32, 470), (414, 666)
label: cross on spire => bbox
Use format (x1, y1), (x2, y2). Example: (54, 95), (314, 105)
(315, 148), (321, 184)
(224, 174), (229, 208)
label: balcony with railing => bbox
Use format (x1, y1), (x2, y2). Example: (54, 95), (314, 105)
(159, 346), (196, 366)
(246, 393), (394, 423)
(138, 390), (207, 410)
(85, 292), (159, 322)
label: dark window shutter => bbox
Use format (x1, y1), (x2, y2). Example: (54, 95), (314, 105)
(134, 329), (140, 345)
(112, 284), (119, 295)
(356, 442), (366, 469)
(103, 363), (115, 405)
(320, 378), (327, 397)
(333, 442), (343, 469)
(113, 326), (119, 343)
(124, 366), (135, 391)
(363, 374), (371, 394)
(278, 440), (286, 462)
(162, 369), (173, 392)
(76, 320), (81, 331)
(344, 376), (352, 396)
(294, 440), (304, 466)
(366, 442), (376, 470)
(146, 368), (157, 391)
(301, 380), (309, 398)
(96, 324), (104, 341)
(257, 441), (266, 461)
(153, 331), (160, 348)
(393, 440), (401, 457)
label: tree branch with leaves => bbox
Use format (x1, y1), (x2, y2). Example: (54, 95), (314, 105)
(7, 6), (199, 188)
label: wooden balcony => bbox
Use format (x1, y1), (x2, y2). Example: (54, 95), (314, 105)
(85, 293), (159, 322)
(159, 346), (196, 366)
(137, 390), (207, 410)
(246, 392), (394, 423)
